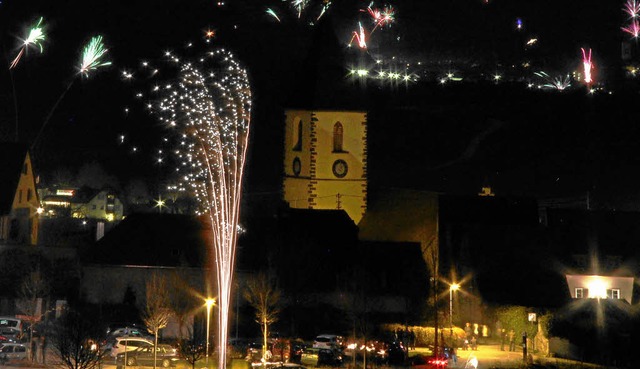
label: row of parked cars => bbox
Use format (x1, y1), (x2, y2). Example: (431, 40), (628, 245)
(102, 326), (180, 368)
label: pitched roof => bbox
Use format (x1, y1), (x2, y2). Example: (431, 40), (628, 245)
(0, 143), (28, 215)
(84, 213), (207, 267)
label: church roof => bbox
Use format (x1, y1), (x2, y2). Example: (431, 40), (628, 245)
(0, 143), (29, 215)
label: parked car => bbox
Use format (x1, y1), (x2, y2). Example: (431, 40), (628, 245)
(115, 344), (179, 368)
(312, 335), (343, 350)
(409, 354), (448, 369)
(108, 336), (154, 357)
(108, 326), (148, 338)
(0, 343), (28, 361)
(301, 347), (342, 367)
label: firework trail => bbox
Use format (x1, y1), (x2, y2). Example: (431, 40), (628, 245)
(534, 71), (571, 91)
(624, 0), (640, 18)
(317, 0), (332, 21)
(137, 47), (251, 369)
(292, 0), (310, 18)
(9, 17), (46, 69)
(581, 48), (593, 85)
(31, 35), (111, 150)
(350, 21), (367, 49)
(266, 8), (281, 22)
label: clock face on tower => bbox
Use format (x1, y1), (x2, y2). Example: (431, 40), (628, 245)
(332, 159), (348, 178)
(292, 157), (301, 176)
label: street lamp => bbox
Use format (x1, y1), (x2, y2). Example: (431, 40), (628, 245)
(205, 298), (216, 368)
(449, 283), (460, 336)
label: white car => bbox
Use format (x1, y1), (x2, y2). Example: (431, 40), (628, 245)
(0, 343), (28, 361)
(312, 335), (343, 350)
(109, 337), (153, 357)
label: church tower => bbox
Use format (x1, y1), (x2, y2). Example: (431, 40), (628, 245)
(283, 109), (367, 224)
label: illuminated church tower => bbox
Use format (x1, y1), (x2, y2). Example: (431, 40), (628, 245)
(283, 109), (367, 224)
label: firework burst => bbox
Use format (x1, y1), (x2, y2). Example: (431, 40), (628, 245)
(79, 35), (112, 76)
(365, 3), (395, 33)
(31, 35), (111, 150)
(9, 17), (46, 69)
(624, 0), (640, 18)
(134, 47), (251, 369)
(534, 71), (571, 91)
(622, 19), (640, 38)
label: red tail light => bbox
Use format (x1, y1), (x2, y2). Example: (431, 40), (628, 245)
(428, 358), (447, 366)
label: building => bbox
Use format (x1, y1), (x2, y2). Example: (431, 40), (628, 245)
(565, 274), (634, 303)
(0, 143), (40, 245)
(282, 109), (368, 224)
(40, 186), (124, 222)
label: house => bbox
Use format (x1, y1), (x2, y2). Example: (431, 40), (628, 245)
(0, 143), (40, 245)
(40, 186), (124, 222)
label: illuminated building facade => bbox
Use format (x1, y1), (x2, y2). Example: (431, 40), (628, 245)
(41, 187), (124, 222)
(283, 109), (368, 224)
(565, 274), (634, 303)
(0, 144), (40, 245)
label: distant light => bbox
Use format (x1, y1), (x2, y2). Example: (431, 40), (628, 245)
(36, 207), (44, 214)
(450, 283), (460, 291)
(587, 278), (607, 299)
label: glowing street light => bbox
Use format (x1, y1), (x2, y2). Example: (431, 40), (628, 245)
(205, 298), (216, 368)
(449, 283), (460, 336)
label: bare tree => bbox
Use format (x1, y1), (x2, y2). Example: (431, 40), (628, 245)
(16, 271), (48, 362)
(141, 273), (173, 369)
(178, 339), (205, 369)
(243, 272), (282, 361)
(50, 311), (105, 369)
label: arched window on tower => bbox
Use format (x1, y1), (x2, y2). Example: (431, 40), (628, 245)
(293, 119), (302, 151)
(333, 122), (344, 152)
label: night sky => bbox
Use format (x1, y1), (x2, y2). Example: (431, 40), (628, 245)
(1, 0), (638, 207)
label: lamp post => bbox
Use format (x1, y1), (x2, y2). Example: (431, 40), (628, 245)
(449, 283), (460, 337)
(205, 298), (216, 368)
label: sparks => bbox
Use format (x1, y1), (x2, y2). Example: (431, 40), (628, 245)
(362, 2), (396, 34)
(534, 71), (572, 91)
(624, 0), (640, 18)
(79, 35), (112, 76)
(132, 46), (252, 369)
(9, 17), (46, 69)
(581, 48), (593, 85)
(622, 19), (640, 38)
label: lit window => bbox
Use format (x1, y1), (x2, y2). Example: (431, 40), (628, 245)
(293, 119), (302, 151)
(333, 122), (344, 152)
(607, 289), (621, 299)
(575, 287), (587, 299)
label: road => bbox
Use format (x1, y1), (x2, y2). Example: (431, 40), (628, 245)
(3, 344), (591, 369)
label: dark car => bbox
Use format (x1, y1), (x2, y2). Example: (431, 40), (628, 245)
(116, 345), (179, 368)
(409, 354), (448, 369)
